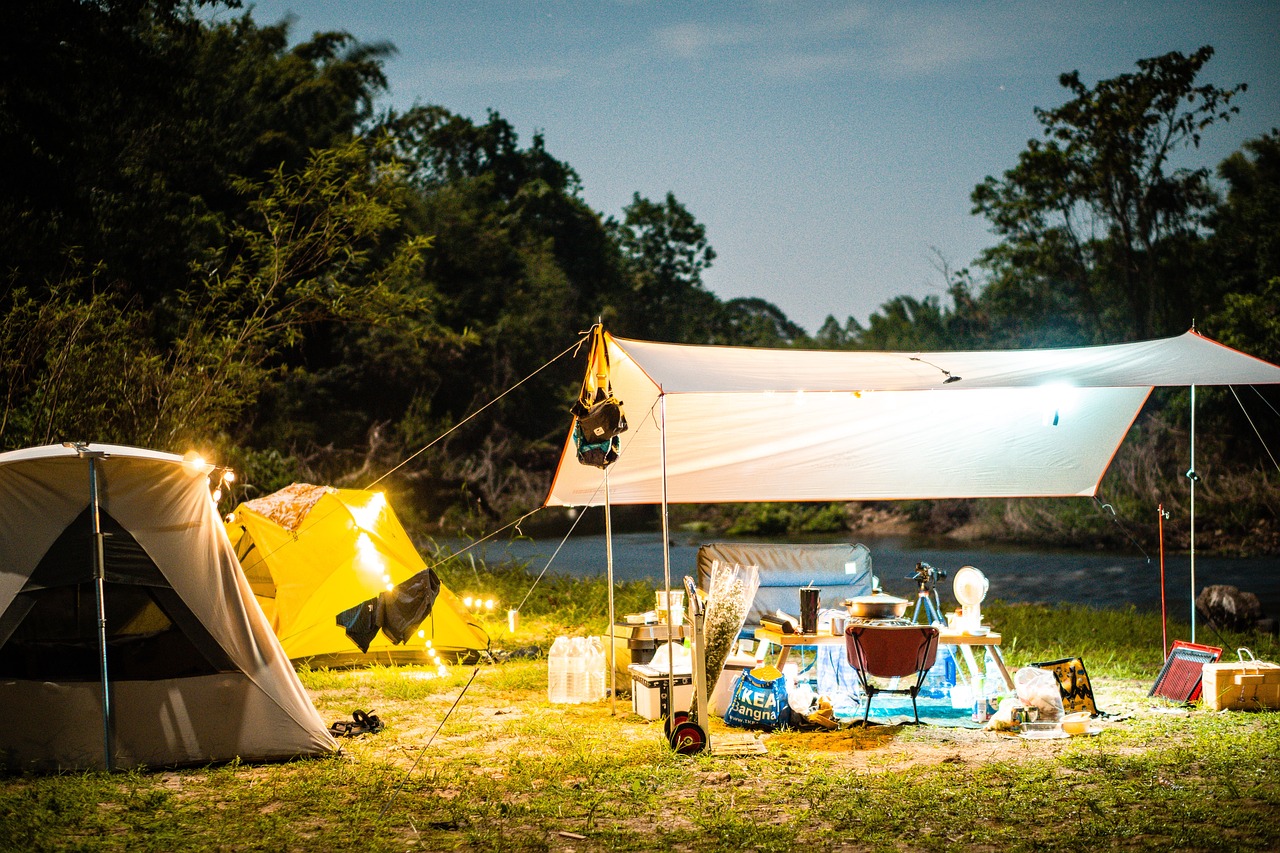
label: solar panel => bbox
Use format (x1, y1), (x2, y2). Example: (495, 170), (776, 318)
(1149, 640), (1222, 702)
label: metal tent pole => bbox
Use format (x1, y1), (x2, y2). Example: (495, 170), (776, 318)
(1158, 504), (1169, 658)
(659, 393), (676, 707)
(87, 452), (113, 771)
(1189, 384), (1198, 644)
(604, 471), (617, 715)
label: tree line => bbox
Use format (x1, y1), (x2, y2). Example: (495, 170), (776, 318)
(2, 2), (1276, 544)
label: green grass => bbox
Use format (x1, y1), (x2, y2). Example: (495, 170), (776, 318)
(3, 566), (1279, 852)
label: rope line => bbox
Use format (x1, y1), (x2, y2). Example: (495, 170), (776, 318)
(363, 331), (591, 490)
(1092, 495), (1151, 562)
(377, 663), (484, 820)
(228, 332), (588, 571)
(1251, 384), (1280, 420)
(510, 401), (657, 614)
(1230, 386), (1280, 474)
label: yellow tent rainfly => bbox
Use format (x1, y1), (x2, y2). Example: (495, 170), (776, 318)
(226, 484), (489, 666)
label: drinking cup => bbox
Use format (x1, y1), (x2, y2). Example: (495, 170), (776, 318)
(799, 587), (820, 634)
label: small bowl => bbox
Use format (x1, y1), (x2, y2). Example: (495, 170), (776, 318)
(1061, 712), (1092, 735)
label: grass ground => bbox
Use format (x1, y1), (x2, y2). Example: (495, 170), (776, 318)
(3, 570), (1279, 852)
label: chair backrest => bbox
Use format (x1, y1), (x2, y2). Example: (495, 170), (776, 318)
(845, 624), (940, 678)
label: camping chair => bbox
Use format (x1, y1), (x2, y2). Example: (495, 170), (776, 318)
(844, 624), (941, 725)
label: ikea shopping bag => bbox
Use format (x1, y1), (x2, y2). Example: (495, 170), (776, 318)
(723, 667), (791, 730)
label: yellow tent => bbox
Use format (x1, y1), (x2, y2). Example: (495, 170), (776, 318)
(225, 484), (489, 665)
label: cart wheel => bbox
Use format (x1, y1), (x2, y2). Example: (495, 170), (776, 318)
(668, 720), (707, 755)
(665, 710), (690, 739)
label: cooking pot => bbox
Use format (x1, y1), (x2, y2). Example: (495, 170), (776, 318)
(844, 593), (910, 619)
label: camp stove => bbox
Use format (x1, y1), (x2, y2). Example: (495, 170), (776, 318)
(845, 615), (916, 628)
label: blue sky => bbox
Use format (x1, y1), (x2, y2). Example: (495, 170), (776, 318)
(229, 1), (1279, 333)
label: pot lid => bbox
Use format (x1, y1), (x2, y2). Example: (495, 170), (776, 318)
(845, 593), (909, 605)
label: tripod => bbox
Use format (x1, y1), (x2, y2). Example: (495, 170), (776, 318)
(908, 562), (946, 625)
(912, 587), (943, 625)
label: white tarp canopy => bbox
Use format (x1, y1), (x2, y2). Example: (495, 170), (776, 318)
(545, 330), (1280, 507)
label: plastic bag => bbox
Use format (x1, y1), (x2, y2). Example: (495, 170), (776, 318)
(692, 561), (760, 717)
(1015, 666), (1065, 721)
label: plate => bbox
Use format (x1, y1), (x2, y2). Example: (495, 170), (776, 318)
(968, 626), (990, 636)
(1020, 729), (1069, 740)
(1069, 726), (1104, 737)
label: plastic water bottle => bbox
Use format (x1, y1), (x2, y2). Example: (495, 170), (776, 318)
(547, 636), (570, 703)
(983, 649), (1003, 708)
(566, 637), (586, 703)
(588, 636), (606, 701)
(920, 648), (954, 700)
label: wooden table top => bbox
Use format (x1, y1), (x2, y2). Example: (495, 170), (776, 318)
(753, 625), (1002, 646)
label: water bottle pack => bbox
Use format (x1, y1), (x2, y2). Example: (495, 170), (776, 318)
(547, 635), (607, 704)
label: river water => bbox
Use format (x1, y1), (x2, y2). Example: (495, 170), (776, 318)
(449, 531), (1280, 620)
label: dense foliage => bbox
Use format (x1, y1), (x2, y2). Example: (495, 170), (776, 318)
(1, 2), (1276, 546)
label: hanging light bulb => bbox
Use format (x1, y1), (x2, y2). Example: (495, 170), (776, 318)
(212, 487), (223, 503)
(181, 450), (208, 477)
(222, 469), (236, 484)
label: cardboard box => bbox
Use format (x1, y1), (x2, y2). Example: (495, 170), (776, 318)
(628, 664), (693, 720)
(1202, 659), (1280, 711)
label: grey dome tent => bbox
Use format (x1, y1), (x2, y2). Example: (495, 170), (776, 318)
(0, 444), (336, 771)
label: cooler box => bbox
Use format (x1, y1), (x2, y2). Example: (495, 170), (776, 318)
(628, 664), (693, 720)
(609, 622), (688, 682)
(1202, 658), (1280, 711)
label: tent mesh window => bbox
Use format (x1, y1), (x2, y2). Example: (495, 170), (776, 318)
(1149, 641), (1223, 702)
(0, 508), (236, 680)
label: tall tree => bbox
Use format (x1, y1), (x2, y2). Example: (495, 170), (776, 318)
(1206, 130), (1280, 362)
(611, 192), (718, 342)
(708, 297), (807, 347)
(0, 0), (394, 309)
(971, 47), (1246, 343)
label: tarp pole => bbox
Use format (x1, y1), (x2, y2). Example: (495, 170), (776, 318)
(1158, 503), (1168, 658)
(659, 393), (675, 709)
(604, 471), (617, 715)
(1189, 384), (1197, 644)
(87, 453), (113, 771)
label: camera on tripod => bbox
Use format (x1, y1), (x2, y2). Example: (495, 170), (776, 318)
(907, 561), (947, 594)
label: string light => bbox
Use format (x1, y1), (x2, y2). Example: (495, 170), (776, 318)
(462, 594), (499, 613)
